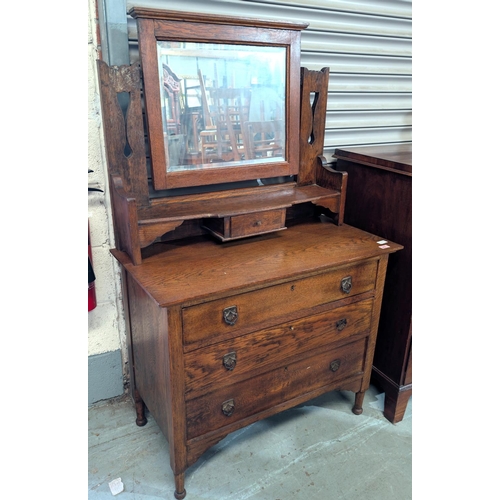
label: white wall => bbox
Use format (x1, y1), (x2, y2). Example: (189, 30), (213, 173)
(88, 0), (127, 395)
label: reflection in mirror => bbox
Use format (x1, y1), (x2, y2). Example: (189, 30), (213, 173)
(156, 42), (286, 172)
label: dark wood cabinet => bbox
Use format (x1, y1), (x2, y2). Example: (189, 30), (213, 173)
(333, 144), (412, 424)
(97, 8), (403, 498)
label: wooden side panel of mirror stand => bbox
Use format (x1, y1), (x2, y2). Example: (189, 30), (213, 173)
(108, 174), (142, 265)
(97, 61), (150, 264)
(97, 61), (149, 204)
(297, 66), (347, 225)
(298, 66), (329, 185)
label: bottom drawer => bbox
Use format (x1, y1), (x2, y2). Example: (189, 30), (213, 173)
(186, 338), (366, 440)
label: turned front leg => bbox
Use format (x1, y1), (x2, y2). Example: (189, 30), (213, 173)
(174, 473), (186, 499)
(133, 389), (148, 426)
(352, 390), (365, 415)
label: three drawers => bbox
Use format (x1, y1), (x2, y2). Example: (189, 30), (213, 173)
(181, 260), (380, 442)
(182, 259), (378, 348)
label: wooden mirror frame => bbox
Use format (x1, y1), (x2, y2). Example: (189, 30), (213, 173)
(130, 8), (307, 191)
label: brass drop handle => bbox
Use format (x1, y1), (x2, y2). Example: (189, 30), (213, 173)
(336, 318), (347, 331)
(222, 399), (235, 417)
(330, 359), (341, 372)
(340, 276), (352, 294)
(222, 351), (237, 371)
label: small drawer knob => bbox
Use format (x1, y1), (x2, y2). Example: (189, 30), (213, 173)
(222, 399), (235, 417)
(336, 318), (347, 331)
(223, 306), (238, 325)
(222, 351), (237, 371)
(330, 359), (341, 372)
(340, 276), (352, 294)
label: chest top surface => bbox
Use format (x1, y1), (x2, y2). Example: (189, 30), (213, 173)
(112, 221), (402, 306)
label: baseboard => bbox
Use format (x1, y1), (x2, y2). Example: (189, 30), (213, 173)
(88, 350), (124, 405)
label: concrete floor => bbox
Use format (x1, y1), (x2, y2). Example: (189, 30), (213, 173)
(88, 384), (411, 500)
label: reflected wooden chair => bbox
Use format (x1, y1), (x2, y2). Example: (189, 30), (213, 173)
(200, 86), (251, 163)
(243, 120), (284, 160)
(200, 108), (240, 163)
(162, 64), (182, 136)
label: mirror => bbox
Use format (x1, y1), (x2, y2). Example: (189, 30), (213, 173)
(131, 9), (304, 190)
(157, 42), (286, 172)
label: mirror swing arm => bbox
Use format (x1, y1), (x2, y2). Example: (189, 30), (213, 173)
(99, 8), (348, 266)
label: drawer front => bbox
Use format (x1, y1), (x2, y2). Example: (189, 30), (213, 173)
(182, 260), (377, 347)
(184, 298), (374, 398)
(186, 337), (366, 440)
(230, 209), (286, 238)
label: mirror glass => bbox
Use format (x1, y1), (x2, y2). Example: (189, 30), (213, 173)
(156, 41), (286, 172)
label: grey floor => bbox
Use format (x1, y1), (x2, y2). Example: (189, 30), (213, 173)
(88, 384), (411, 500)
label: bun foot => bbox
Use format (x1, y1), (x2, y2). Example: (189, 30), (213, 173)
(136, 416), (148, 426)
(353, 390), (365, 415)
(134, 390), (147, 426)
(352, 405), (363, 415)
(174, 473), (186, 499)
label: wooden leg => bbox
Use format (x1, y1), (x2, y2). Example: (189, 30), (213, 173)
(174, 473), (186, 499)
(134, 389), (148, 427)
(371, 367), (412, 424)
(352, 391), (364, 415)
(383, 387), (412, 424)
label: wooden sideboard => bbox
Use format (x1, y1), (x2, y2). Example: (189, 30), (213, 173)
(333, 144), (412, 423)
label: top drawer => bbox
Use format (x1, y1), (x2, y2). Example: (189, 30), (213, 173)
(182, 259), (377, 348)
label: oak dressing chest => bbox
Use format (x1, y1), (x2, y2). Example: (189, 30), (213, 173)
(98, 8), (402, 498)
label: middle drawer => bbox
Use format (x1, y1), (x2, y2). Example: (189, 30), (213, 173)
(184, 298), (374, 399)
(182, 259), (377, 348)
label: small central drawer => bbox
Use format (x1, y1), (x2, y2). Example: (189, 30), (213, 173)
(231, 209), (286, 238)
(202, 208), (286, 241)
(182, 260), (377, 348)
(185, 337), (366, 440)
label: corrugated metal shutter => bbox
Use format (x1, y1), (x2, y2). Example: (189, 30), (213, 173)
(126, 0), (411, 161)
